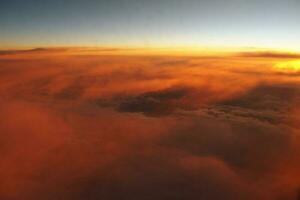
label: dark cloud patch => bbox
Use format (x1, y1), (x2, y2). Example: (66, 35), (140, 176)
(154, 59), (189, 67)
(197, 83), (300, 129)
(117, 87), (190, 116)
(0, 48), (68, 55)
(116, 83), (300, 122)
(77, 48), (123, 52)
(218, 83), (300, 112)
(230, 68), (300, 77)
(200, 106), (279, 125)
(209, 105), (285, 125)
(238, 51), (300, 59)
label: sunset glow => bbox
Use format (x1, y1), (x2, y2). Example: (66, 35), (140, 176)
(1, 1), (300, 200)
(275, 60), (300, 72)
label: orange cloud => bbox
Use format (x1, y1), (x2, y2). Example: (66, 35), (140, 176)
(1, 49), (300, 199)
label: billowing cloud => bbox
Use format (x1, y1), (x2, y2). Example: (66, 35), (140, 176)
(1, 50), (300, 200)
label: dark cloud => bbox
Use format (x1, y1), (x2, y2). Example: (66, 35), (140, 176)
(230, 68), (300, 77)
(218, 83), (300, 112)
(237, 51), (300, 59)
(154, 58), (189, 67)
(0, 48), (68, 55)
(117, 87), (190, 116)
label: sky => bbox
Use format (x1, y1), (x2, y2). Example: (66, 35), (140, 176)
(0, 0), (300, 50)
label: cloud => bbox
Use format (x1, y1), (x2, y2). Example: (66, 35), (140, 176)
(0, 48), (68, 55)
(218, 83), (300, 111)
(1, 51), (300, 199)
(162, 114), (291, 172)
(237, 51), (300, 59)
(117, 86), (190, 116)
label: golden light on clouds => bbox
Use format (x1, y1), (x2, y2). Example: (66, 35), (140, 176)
(1, 48), (300, 200)
(274, 60), (300, 72)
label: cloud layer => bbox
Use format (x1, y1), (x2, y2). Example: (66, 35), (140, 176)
(1, 50), (300, 200)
